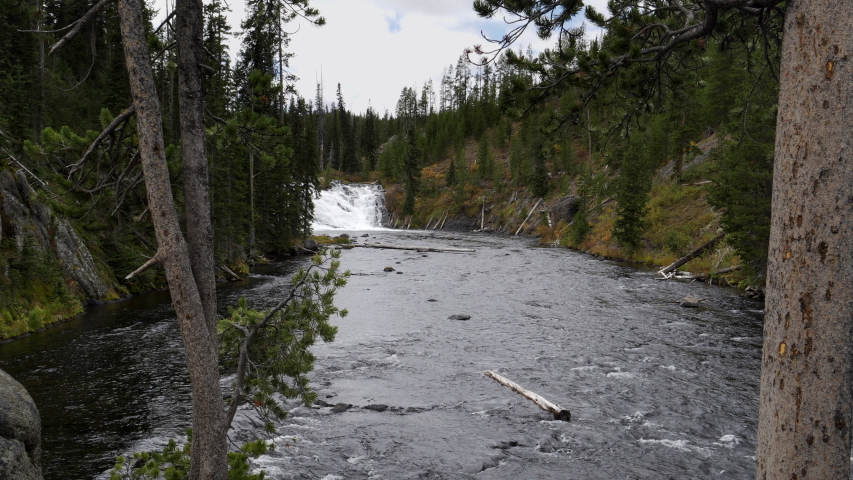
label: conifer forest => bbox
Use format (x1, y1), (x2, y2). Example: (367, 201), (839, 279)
(2, 1), (853, 479)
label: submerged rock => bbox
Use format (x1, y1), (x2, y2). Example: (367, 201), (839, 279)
(0, 368), (42, 480)
(330, 403), (352, 414)
(680, 295), (706, 308)
(364, 404), (388, 412)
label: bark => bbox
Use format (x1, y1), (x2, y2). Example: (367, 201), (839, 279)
(176, 0), (217, 340)
(756, 2), (853, 479)
(117, 1), (226, 479)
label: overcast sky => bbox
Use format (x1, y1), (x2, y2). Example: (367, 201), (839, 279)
(153, 0), (606, 114)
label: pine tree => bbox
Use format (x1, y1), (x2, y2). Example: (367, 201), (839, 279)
(612, 139), (652, 250)
(402, 126), (421, 215)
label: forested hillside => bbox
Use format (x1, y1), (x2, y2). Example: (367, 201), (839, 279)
(0, 0), (358, 338)
(0, 0), (777, 339)
(365, 28), (777, 289)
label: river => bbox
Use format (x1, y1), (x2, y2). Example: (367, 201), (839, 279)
(0, 229), (763, 479)
(0, 183), (764, 478)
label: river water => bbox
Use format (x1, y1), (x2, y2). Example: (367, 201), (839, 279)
(0, 228), (764, 479)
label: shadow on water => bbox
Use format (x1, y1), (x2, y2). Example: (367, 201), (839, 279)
(0, 231), (765, 479)
(0, 258), (310, 480)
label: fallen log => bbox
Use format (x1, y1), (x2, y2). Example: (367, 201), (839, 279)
(346, 244), (475, 253)
(218, 264), (243, 281)
(484, 370), (571, 422)
(658, 232), (725, 276)
(515, 198), (543, 236)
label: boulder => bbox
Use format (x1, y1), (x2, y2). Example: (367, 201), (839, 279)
(0, 368), (42, 480)
(304, 238), (319, 252)
(551, 196), (580, 225)
(449, 314), (471, 321)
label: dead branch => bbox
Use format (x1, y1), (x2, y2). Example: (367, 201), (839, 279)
(125, 249), (165, 280)
(48, 0), (116, 55)
(68, 105), (136, 177)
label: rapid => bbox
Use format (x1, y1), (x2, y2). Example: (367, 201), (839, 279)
(0, 184), (763, 479)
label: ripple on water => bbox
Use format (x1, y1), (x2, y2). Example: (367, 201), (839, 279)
(0, 230), (764, 480)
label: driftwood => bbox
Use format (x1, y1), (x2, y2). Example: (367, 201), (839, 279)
(218, 264), (243, 281)
(515, 198), (543, 236)
(658, 232), (726, 276)
(485, 370), (571, 422)
(345, 244), (475, 253)
(669, 264), (744, 282)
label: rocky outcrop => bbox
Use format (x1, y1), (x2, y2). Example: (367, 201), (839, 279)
(550, 196), (580, 225)
(53, 219), (109, 299)
(0, 368), (42, 480)
(0, 168), (112, 301)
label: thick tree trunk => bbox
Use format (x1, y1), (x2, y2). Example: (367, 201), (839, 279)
(756, 2), (853, 479)
(176, 0), (217, 339)
(117, 1), (226, 479)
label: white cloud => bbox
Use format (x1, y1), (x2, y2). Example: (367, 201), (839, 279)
(153, 0), (611, 114)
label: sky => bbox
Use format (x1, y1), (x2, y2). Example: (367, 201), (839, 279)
(153, 0), (608, 114)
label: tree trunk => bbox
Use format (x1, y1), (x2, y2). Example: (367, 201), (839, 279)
(756, 2), (853, 479)
(176, 0), (217, 339)
(117, 1), (226, 479)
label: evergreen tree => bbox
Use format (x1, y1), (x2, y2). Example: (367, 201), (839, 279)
(401, 126), (421, 215)
(530, 137), (549, 198)
(612, 139), (652, 250)
(336, 83), (358, 173)
(362, 106), (379, 170)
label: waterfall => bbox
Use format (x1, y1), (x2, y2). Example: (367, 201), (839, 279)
(311, 181), (388, 231)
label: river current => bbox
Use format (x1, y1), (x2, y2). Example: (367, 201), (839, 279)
(0, 229), (763, 479)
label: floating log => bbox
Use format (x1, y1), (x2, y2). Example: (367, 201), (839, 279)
(658, 232), (725, 276)
(515, 198), (543, 236)
(346, 244), (475, 253)
(484, 370), (571, 422)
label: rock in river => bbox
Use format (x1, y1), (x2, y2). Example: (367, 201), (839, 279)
(449, 314), (471, 321)
(0, 368), (42, 480)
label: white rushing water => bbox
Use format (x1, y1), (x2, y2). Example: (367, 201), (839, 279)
(311, 181), (388, 231)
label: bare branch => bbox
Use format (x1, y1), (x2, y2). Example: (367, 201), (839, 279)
(125, 248), (166, 280)
(49, 0), (116, 55)
(68, 105), (136, 177)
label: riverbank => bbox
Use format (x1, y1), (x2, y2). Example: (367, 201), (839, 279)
(327, 137), (747, 291)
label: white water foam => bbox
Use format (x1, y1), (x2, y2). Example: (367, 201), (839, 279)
(311, 181), (388, 231)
